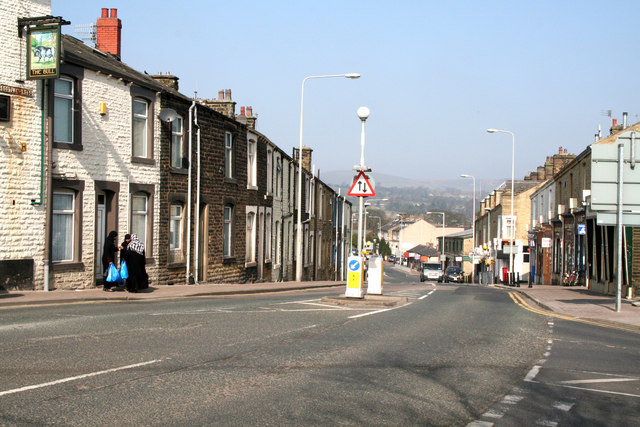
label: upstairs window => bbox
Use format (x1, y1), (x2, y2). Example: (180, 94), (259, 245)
(53, 77), (74, 144)
(247, 138), (257, 188)
(170, 116), (184, 169)
(266, 148), (273, 194)
(132, 99), (149, 158)
(225, 132), (234, 179)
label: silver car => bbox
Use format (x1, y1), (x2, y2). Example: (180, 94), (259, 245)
(420, 263), (443, 282)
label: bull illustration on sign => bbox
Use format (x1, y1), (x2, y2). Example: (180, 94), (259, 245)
(348, 171), (376, 197)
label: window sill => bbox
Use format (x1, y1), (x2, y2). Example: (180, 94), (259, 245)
(170, 168), (188, 175)
(247, 185), (258, 191)
(224, 177), (238, 185)
(168, 262), (186, 269)
(51, 261), (85, 272)
(245, 261), (257, 268)
(222, 257), (236, 264)
(53, 141), (83, 151)
(132, 156), (156, 166)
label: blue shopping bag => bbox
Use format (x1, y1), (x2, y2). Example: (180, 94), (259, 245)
(119, 260), (129, 280)
(105, 263), (120, 283)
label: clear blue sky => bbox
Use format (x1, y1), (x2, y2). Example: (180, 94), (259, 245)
(53, 0), (640, 182)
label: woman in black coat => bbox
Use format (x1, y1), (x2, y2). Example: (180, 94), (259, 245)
(101, 231), (118, 291)
(125, 234), (148, 292)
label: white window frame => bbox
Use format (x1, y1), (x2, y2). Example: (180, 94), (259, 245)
(266, 148), (273, 195)
(274, 220), (281, 265)
(53, 77), (74, 144)
(131, 193), (149, 250)
(225, 132), (234, 179)
(224, 205), (233, 257)
(52, 190), (75, 262)
(171, 116), (184, 169)
(265, 210), (272, 262)
(169, 203), (183, 251)
(246, 207), (257, 264)
(502, 215), (515, 239)
(133, 98), (149, 158)
(275, 156), (282, 199)
(247, 137), (257, 188)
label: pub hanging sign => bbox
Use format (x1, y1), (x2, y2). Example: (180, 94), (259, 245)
(26, 26), (61, 80)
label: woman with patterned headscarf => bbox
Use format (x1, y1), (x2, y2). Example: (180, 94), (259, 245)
(125, 234), (148, 292)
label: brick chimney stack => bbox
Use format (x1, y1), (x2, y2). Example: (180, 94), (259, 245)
(96, 8), (122, 59)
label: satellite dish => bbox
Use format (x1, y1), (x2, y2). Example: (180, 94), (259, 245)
(158, 108), (178, 123)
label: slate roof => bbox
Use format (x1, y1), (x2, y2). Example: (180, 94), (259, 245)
(443, 229), (473, 239)
(493, 180), (540, 195)
(406, 244), (440, 257)
(61, 35), (189, 102)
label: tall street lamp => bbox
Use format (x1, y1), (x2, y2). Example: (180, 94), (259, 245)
(426, 211), (445, 270)
(461, 174), (476, 282)
(295, 73), (360, 282)
(356, 106), (370, 258)
(487, 128), (515, 283)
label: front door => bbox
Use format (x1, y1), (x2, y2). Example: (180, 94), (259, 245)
(95, 193), (106, 279)
(197, 204), (208, 282)
(257, 209), (264, 281)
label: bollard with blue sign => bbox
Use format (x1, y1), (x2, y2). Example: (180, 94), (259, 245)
(345, 255), (364, 298)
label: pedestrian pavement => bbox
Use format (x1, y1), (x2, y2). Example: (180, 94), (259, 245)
(1, 273), (639, 331)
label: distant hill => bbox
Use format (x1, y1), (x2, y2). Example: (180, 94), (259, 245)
(320, 171), (505, 227)
(321, 170), (503, 192)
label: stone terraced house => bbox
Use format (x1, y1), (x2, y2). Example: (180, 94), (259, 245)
(1, 2), (352, 290)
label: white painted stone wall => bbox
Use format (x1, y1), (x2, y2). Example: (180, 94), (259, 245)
(51, 68), (161, 289)
(0, 0), (51, 289)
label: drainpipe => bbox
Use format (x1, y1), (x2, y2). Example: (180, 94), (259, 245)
(186, 101), (195, 284)
(193, 106), (201, 284)
(39, 80), (51, 291)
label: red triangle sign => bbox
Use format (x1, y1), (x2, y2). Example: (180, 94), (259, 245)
(348, 171), (376, 197)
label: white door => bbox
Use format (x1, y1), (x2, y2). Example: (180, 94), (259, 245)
(95, 193), (106, 279)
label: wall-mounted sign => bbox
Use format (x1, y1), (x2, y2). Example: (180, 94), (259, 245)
(27, 26), (61, 79)
(0, 84), (33, 97)
(541, 237), (552, 248)
(577, 224), (586, 235)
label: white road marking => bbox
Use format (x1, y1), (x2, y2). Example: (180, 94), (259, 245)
(501, 394), (524, 404)
(525, 365), (542, 382)
(348, 304), (406, 319)
(0, 359), (162, 397)
(552, 401), (574, 412)
(560, 377), (639, 385)
(483, 408), (506, 418)
(536, 419), (558, 426)
(466, 421), (494, 427)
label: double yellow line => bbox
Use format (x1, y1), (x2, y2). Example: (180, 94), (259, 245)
(509, 292), (640, 334)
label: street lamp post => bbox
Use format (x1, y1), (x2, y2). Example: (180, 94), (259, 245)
(426, 211), (445, 270)
(355, 106), (370, 258)
(487, 129), (515, 285)
(295, 73), (360, 282)
(363, 201), (371, 251)
(461, 174), (476, 283)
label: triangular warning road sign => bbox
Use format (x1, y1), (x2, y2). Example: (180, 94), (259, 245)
(348, 171), (376, 197)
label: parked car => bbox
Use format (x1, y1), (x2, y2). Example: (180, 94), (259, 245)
(388, 255), (397, 263)
(420, 263), (443, 282)
(443, 266), (464, 283)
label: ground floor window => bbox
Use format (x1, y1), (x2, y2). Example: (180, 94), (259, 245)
(52, 190), (75, 262)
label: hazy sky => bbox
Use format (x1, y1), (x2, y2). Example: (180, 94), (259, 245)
(53, 0), (640, 182)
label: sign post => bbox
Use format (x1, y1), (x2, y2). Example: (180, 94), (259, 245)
(345, 256), (363, 298)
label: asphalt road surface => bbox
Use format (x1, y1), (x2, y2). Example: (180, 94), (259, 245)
(0, 264), (638, 426)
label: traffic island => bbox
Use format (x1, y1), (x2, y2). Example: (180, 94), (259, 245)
(320, 294), (408, 307)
